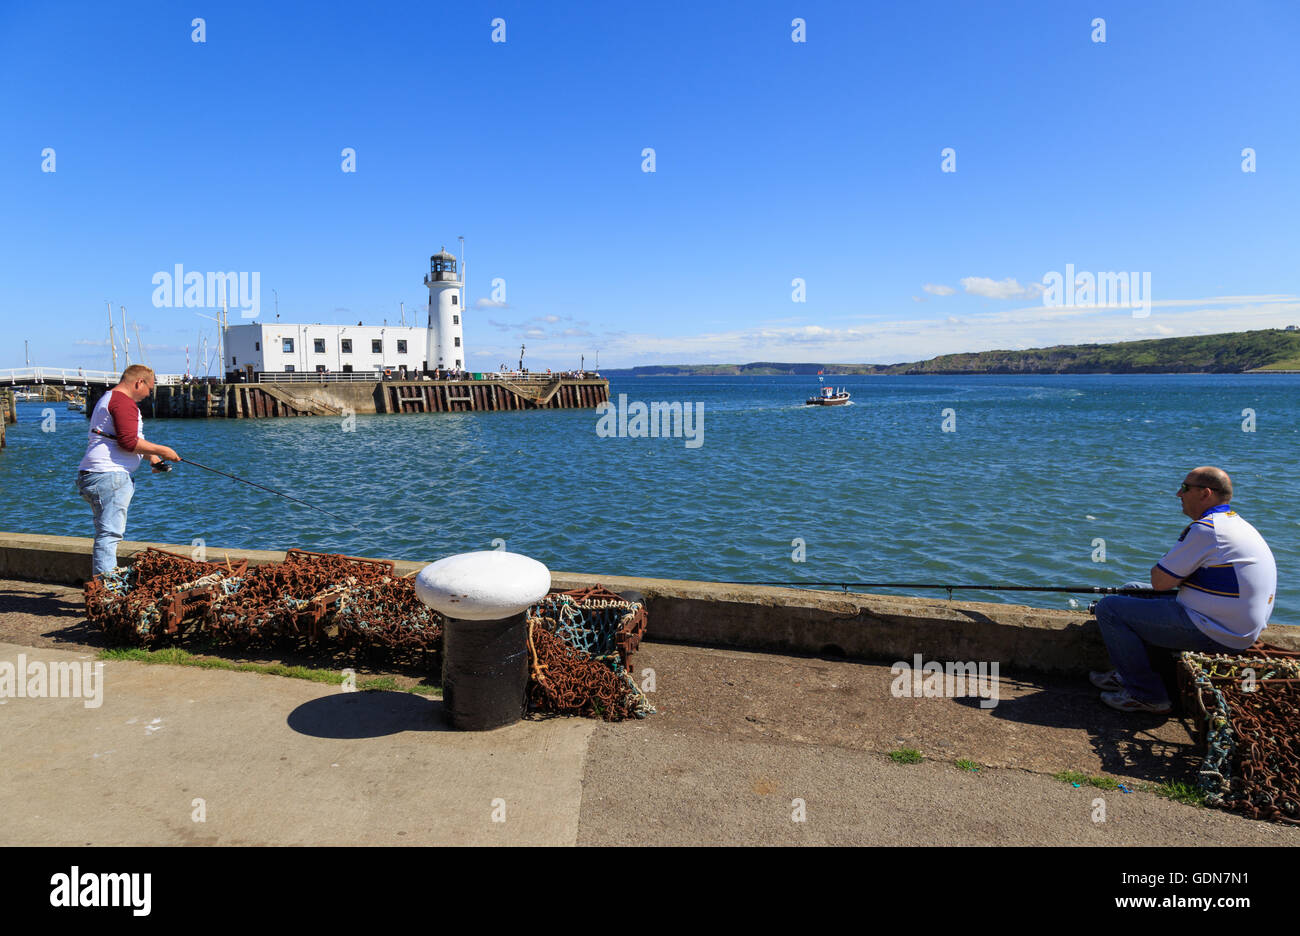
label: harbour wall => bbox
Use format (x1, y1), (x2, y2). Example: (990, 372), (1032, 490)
(84, 377), (609, 419)
(6, 532), (1295, 673)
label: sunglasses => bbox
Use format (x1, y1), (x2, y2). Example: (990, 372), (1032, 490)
(1179, 482), (1222, 493)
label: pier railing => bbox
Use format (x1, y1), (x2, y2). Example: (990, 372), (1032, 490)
(0, 368), (185, 387)
(253, 371), (601, 384)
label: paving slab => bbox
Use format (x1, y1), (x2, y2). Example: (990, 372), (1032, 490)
(0, 640), (592, 846)
(3, 578), (1296, 846)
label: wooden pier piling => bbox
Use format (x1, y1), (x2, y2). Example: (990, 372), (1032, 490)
(0, 388), (13, 448)
(86, 377), (609, 420)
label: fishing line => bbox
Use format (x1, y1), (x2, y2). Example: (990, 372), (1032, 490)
(724, 581), (1175, 597)
(90, 427), (347, 523)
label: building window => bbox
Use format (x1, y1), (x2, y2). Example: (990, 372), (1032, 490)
(255, 341), (260, 351)
(316, 364), (327, 373)
(341, 339), (352, 354)
(397, 340), (408, 354)
(232, 357), (237, 366)
(452, 314), (459, 325)
(372, 340), (382, 354)
(452, 294), (458, 305)
(455, 359), (462, 368)
(454, 336), (461, 347)
(342, 364), (353, 373)
(283, 338), (294, 353)
(314, 339), (326, 353)
(285, 365), (295, 372)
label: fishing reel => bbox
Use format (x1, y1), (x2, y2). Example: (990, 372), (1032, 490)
(151, 459), (172, 473)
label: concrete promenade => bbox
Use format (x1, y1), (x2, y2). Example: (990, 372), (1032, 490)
(1, 577), (1296, 846)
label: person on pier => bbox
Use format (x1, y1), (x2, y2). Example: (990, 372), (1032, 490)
(75, 366), (181, 577)
(1091, 467), (1277, 713)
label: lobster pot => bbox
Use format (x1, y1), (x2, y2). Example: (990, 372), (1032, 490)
(441, 614), (530, 730)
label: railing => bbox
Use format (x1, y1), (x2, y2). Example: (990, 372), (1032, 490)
(254, 370), (602, 384)
(0, 368), (185, 386)
(255, 372), (381, 383)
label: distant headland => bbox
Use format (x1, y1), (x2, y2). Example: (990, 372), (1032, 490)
(605, 328), (1300, 377)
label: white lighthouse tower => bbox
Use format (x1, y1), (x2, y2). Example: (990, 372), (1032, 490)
(424, 246), (464, 373)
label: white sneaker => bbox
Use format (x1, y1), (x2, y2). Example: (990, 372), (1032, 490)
(1101, 690), (1171, 714)
(1089, 670), (1123, 692)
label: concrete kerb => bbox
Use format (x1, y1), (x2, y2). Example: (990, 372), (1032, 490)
(4, 531), (1297, 675)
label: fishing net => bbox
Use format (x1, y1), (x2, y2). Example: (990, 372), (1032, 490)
(1179, 646), (1300, 825)
(83, 548), (245, 645)
(84, 548), (443, 653)
(525, 586), (654, 721)
(84, 552), (656, 723)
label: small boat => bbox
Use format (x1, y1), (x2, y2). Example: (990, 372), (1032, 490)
(806, 384), (850, 406)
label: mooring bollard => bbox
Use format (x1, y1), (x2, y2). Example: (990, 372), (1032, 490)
(414, 551), (551, 730)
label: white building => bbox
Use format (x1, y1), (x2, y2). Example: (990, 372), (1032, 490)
(424, 247), (465, 371)
(222, 247), (469, 378)
(224, 323), (427, 377)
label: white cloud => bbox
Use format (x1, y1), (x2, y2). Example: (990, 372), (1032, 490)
(484, 295), (1300, 368)
(923, 283), (956, 296)
(475, 299), (510, 310)
(961, 276), (1045, 300)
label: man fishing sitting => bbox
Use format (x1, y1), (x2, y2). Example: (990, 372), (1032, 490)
(1091, 466), (1277, 713)
(77, 365), (181, 577)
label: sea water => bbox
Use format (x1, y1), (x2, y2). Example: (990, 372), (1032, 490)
(2, 374), (1295, 615)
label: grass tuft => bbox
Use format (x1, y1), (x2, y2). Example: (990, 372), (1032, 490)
(1053, 769), (1120, 791)
(889, 747), (923, 764)
(955, 758), (980, 772)
(98, 646), (441, 697)
(1155, 781), (1205, 806)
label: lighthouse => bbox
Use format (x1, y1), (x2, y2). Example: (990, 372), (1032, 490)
(424, 246), (464, 373)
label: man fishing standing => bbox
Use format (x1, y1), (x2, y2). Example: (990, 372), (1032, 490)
(1091, 466), (1277, 713)
(76, 365), (181, 577)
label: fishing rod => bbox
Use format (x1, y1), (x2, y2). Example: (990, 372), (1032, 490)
(727, 581), (1175, 597)
(91, 427), (347, 523)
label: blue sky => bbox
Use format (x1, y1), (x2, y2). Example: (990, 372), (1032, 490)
(2, 0), (1297, 372)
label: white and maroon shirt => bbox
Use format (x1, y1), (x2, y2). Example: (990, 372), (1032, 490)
(77, 389), (145, 474)
(1156, 504), (1277, 650)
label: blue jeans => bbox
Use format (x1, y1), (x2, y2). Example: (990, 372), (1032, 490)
(1093, 595), (1229, 704)
(77, 470), (134, 577)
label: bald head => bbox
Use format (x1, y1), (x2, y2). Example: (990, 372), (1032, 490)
(1187, 466), (1232, 502)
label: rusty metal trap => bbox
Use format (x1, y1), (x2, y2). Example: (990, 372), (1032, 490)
(85, 555), (656, 723)
(85, 548), (442, 654)
(525, 586), (655, 721)
(1179, 645), (1300, 825)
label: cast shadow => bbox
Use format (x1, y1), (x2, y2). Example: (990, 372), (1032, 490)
(287, 689), (448, 739)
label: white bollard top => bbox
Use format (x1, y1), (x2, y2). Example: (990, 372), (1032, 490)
(414, 551), (551, 621)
